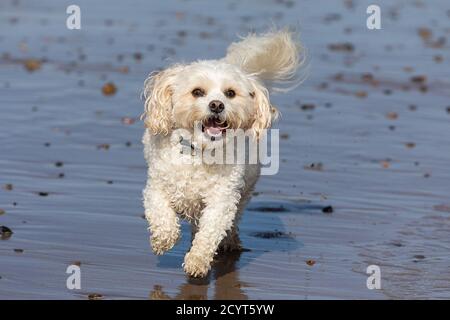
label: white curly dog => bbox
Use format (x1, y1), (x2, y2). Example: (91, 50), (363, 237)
(142, 29), (302, 277)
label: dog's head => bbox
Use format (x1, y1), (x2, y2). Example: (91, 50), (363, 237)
(142, 60), (278, 140)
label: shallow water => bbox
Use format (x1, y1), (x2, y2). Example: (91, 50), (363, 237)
(0, 0), (449, 299)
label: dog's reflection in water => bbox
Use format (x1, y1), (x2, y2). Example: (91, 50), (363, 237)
(150, 250), (248, 300)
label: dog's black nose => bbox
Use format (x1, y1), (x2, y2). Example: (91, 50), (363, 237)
(209, 100), (224, 113)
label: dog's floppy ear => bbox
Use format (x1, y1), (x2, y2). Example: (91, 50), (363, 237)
(250, 80), (279, 139)
(142, 65), (182, 135)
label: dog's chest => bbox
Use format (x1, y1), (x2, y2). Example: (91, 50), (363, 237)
(156, 149), (227, 215)
(144, 131), (248, 219)
(163, 165), (223, 219)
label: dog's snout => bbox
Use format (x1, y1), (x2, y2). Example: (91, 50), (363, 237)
(208, 100), (224, 113)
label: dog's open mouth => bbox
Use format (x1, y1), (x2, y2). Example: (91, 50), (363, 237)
(202, 117), (227, 137)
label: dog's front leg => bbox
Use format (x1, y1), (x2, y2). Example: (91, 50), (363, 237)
(184, 189), (240, 277)
(144, 183), (180, 255)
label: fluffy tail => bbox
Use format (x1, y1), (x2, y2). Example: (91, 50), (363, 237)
(224, 28), (305, 91)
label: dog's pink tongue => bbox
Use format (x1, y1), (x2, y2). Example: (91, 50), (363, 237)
(206, 127), (222, 136)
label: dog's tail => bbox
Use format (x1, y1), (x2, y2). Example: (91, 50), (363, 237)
(224, 28), (306, 92)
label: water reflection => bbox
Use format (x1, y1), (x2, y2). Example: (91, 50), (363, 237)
(150, 250), (248, 300)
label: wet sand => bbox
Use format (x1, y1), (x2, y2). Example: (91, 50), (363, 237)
(0, 0), (449, 299)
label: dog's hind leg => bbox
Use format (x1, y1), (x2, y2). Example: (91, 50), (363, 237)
(143, 183), (180, 255)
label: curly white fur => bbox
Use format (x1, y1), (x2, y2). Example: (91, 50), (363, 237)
(224, 28), (305, 91)
(142, 29), (302, 277)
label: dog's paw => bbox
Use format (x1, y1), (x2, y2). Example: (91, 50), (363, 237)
(150, 229), (180, 255)
(183, 251), (211, 278)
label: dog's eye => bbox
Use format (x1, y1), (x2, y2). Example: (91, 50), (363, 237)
(224, 89), (236, 98)
(191, 88), (205, 97)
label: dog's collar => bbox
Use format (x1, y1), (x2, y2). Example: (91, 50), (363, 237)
(173, 132), (224, 156)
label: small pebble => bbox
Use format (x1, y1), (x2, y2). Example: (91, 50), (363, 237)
(118, 66), (129, 74)
(433, 55), (443, 63)
(410, 75), (427, 83)
(361, 73), (374, 81)
(355, 91), (368, 98)
(121, 117), (135, 125)
(0, 226), (13, 240)
(305, 163), (323, 171)
(306, 259), (316, 266)
(381, 160), (390, 169)
(301, 104), (315, 111)
(419, 85), (428, 93)
(386, 112), (398, 120)
(328, 42), (354, 52)
(97, 143), (110, 150)
(133, 52), (143, 61)
(102, 82), (117, 96)
(88, 293), (104, 300)
(417, 27), (432, 41)
(23, 59), (42, 72)
(322, 206), (334, 214)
